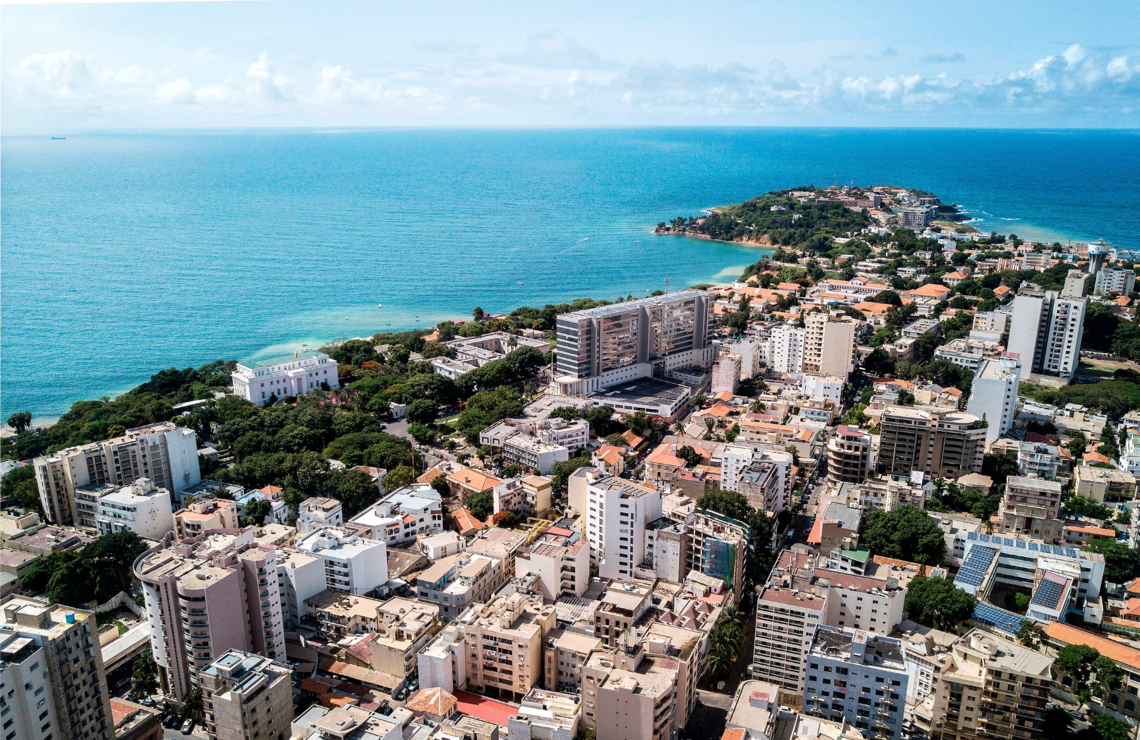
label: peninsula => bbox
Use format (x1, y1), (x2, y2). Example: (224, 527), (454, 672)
(656, 184), (966, 251)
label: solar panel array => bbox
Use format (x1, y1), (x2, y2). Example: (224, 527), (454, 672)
(965, 532), (1079, 558)
(972, 602), (1028, 635)
(1031, 577), (1069, 610)
(955, 545), (999, 588)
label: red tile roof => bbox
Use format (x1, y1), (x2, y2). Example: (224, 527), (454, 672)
(453, 690), (519, 727)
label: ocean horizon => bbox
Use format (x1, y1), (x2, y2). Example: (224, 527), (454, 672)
(3, 127), (1138, 423)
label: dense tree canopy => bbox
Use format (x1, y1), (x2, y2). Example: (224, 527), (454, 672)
(903, 575), (976, 630)
(861, 505), (946, 565)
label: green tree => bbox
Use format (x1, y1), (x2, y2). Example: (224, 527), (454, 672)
(1017, 620), (1044, 649)
(1057, 644), (1102, 703)
(6, 411), (32, 435)
(180, 688), (205, 724)
(406, 399), (440, 425)
(466, 491), (494, 520)
(677, 445), (703, 468)
(242, 498), (272, 527)
(861, 505), (946, 565)
(903, 575), (977, 631)
(130, 650), (159, 700)
(1082, 713), (1130, 740)
(383, 465), (415, 492)
(1084, 539), (1140, 584)
(0, 465), (42, 514)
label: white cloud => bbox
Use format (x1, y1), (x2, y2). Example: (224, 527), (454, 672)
(155, 77), (194, 104)
(16, 51), (95, 99)
(246, 52), (292, 100)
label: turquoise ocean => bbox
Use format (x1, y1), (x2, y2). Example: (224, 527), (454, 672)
(2, 128), (1138, 422)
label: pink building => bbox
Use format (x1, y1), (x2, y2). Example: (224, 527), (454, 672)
(133, 529), (287, 699)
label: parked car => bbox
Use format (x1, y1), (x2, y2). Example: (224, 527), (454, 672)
(181, 719), (194, 734)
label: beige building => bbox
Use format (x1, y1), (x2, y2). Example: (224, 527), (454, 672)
(33, 421), (200, 526)
(199, 650), (293, 740)
(827, 426), (872, 485)
(133, 530), (287, 699)
(460, 592), (557, 700)
(998, 476), (1064, 543)
(929, 630), (1053, 740)
(582, 647), (677, 740)
(515, 528), (591, 601)
(1074, 465), (1138, 502)
(509, 688), (581, 740)
(0, 596), (115, 740)
(174, 497), (240, 539)
(876, 407), (985, 480)
(543, 628), (603, 692)
(803, 312), (857, 379)
(415, 551), (505, 620)
(594, 580), (655, 648)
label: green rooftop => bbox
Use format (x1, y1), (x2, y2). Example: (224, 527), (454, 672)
(839, 547), (871, 563)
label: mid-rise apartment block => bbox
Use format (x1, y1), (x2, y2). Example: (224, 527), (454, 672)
(276, 549), (326, 628)
(515, 527), (590, 601)
(295, 526), (388, 596)
(133, 530), (287, 699)
(581, 646), (677, 740)
(827, 426), (873, 485)
(876, 408), (985, 480)
(1074, 465), (1138, 503)
(199, 650), (293, 740)
(34, 421), (200, 525)
(74, 477), (175, 539)
(966, 355), (1021, 446)
(721, 444), (794, 513)
(310, 592), (440, 681)
(0, 596), (114, 740)
(1007, 286), (1086, 380)
(231, 350), (339, 404)
(803, 627), (909, 740)
(998, 476), (1064, 543)
(1094, 266), (1136, 296)
(347, 484), (443, 546)
(174, 497), (240, 539)
(929, 630), (1053, 740)
(297, 497), (343, 534)
(768, 325), (806, 374)
(493, 476), (554, 517)
(543, 628), (603, 692)
(553, 290), (714, 396)
(460, 592), (557, 700)
(585, 476), (661, 579)
(803, 312), (857, 380)
(416, 551), (505, 620)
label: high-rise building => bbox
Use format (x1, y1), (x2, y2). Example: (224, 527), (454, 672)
(0, 596), (114, 740)
(584, 476), (661, 579)
(1094, 266), (1136, 296)
(34, 422), (200, 525)
(802, 627), (909, 740)
(876, 408), (985, 480)
(803, 313), (857, 380)
(965, 354), (1021, 446)
(752, 550), (827, 690)
(998, 476), (1064, 542)
(199, 650), (293, 740)
(1006, 286), (1086, 380)
(553, 291), (714, 396)
(133, 530), (287, 699)
(827, 426), (873, 484)
(929, 630), (1052, 740)
(1061, 270), (1090, 299)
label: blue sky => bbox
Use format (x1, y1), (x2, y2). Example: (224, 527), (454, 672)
(3, 0), (1139, 132)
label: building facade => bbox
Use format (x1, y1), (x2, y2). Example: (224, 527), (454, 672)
(965, 354), (1021, 446)
(199, 650), (293, 740)
(803, 628), (908, 740)
(231, 350), (339, 404)
(876, 408), (985, 480)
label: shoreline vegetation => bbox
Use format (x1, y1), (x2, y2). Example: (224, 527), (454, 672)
(655, 184), (968, 251)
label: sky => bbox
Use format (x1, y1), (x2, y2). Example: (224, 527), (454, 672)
(3, 0), (1139, 132)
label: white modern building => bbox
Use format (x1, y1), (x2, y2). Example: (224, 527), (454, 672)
(584, 476), (661, 579)
(515, 528), (591, 600)
(231, 350), (339, 404)
(1007, 287), (1086, 380)
(721, 444), (794, 512)
(1094, 266), (1136, 296)
(802, 375), (844, 405)
(803, 628), (908, 740)
(276, 549), (327, 628)
(933, 338), (1004, 371)
(726, 338), (761, 379)
(34, 422), (200, 526)
(296, 527), (388, 596)
(297, 497), (344, 535)
(84, 477), (175, 539)
(504, 434), (571, 475)
(966, 354), (1021, 446)
(768, 325), (805, 374)
(348, 484), (444, 545)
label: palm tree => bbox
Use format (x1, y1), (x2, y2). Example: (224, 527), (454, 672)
(707, 633), (735, 678)
(704, 416), (716, 437)
(673, 422), (685, 435)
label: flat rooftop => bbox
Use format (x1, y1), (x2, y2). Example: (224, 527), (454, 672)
(592, 377), (690, 406)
